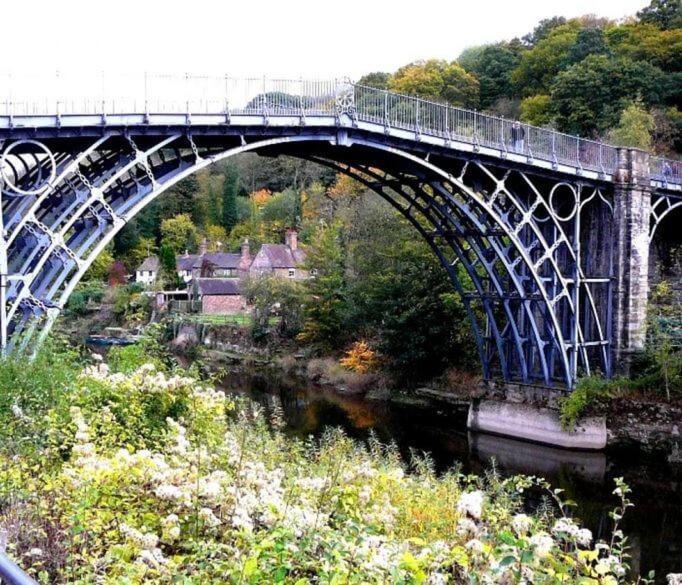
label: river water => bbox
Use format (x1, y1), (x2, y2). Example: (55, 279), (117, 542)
(216, 369), (681, 581)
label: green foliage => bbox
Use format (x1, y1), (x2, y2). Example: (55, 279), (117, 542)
(66, 281), (105, 316)
(242, 275), (304, 341)
(607, 101), (656, 149)
(357, 71), (391, 89)
(522, 16), (568, 46)
(566, 27), (610, 65)
(84, 248), (114, 281)
(461, 44), (521, 109)
(221, 164), (239, 233)
(637, 0), (682, 30)
(260, 188), (300, 235)
(160, 213), (199, 254)
(560, 376), (624, 429)
(519, 94), (553, 126)
(111, 284), (152, 326)
(107, 326), (172, 374)
(0, 354), (638, 583)
(512, 21), (582, 96)
(550, 55), (667, 136)
(299, 220), (347, 349)
(390, 59), (480, 108)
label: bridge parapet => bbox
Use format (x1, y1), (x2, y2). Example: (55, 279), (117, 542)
(0, 73), (679, 189)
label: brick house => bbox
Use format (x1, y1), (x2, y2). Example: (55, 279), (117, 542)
(194, 278), (246, 314)
(249, 229), (308, 279)
(174, 239), (252, 283)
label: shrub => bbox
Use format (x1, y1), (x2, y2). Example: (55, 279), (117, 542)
(0, 356), (641, 583)
(339, 340), (379, 374)
(560, 376), (626, 429)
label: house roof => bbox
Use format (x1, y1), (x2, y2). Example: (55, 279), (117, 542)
(176, 254), (199, 271)
(259, 244), (306, 269)
(197, 278), (241, 296)
(137, 256), (160, 272)
(192, 252), (241, 270)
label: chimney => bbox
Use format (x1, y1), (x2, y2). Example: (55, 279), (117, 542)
(239, 238), (251, 273)
(285, 229), (298, 251)
(199, 238), (207, 256)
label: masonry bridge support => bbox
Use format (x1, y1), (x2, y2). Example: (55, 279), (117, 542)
(0, 75), (680, 393)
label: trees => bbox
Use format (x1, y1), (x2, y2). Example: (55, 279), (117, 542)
(243, 275), (305, 340)
(522, 16), (567, 46)
(390, 59), (480, 108)
(160, 214), (199, 254)
(204, 224), (228, 252)
(637, 0), (682, 30)
(566, 27), (610, 65)
(607, 101), (656, 150)
(357, 72), (391, 90)
(299, 221), (347, 349)
(221, 164), (240, 234)
(85, 248), (114, 281)
(260, 189), (300, 238)
(459, 44), (521, 109)
(519, 94), (553, 127)
(550, 55), (666, 136)
(512, 22), (581, 96)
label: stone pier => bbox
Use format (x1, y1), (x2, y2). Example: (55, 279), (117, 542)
(613, 148), (652, 370)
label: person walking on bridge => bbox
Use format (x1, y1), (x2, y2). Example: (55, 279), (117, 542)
(510, 121), (526, 154)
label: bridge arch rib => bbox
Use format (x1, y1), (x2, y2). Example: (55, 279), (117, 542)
(1, 131), (613, 387)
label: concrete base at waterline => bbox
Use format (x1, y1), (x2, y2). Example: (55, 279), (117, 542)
(467, 400), (607, 450)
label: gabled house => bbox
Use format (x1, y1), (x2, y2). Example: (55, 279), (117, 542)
(249, 229), (308, 280)
(194, 278), (246, 314)
(176, 253), (199, 283)
(135, 256), (160, 285)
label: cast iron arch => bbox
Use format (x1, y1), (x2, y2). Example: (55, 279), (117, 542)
(1, 132), (612, 387)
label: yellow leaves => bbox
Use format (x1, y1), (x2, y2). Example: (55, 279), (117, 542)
(251, 188), (272, 207)
(339, 341), (378, 374)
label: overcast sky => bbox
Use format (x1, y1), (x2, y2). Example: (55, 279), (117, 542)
(3, 0), (649, 80)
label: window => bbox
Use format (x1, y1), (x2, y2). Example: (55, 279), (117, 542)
(288, 269), (295, 278)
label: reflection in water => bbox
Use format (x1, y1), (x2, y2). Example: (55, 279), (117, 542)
(469, 432), (607, 483)
(217, 370), (681, 581)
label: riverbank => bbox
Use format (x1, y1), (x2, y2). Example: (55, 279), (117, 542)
(3, 345), (659, 583)
(174, 329), (682, 455)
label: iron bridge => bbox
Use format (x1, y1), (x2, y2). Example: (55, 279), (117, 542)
(1, 74), (680, 388)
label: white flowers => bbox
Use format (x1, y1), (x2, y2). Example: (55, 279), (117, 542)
(465, 538), (485, 554)
(511, 513), (532, 536)
(10, 404), (27, 421)
(529, 532), (554, 558)
(161, 514), (181, 541)
(120, 523), (159, 550)
(456, 517), (478, 538)
(575, 528), (593, 547)
(457, 490), (484, 520)
(551, 517), (591, 545)
(199, 507), (221, 528)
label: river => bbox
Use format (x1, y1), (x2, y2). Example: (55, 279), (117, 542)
(215, 368), (681, 582)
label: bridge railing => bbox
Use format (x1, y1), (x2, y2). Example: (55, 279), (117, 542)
(0, 73), (679, 184)
(651, 156), (682, 184)
(353, 84), (619, 174)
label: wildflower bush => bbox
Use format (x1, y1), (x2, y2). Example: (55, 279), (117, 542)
(0, 350), (643, 583)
